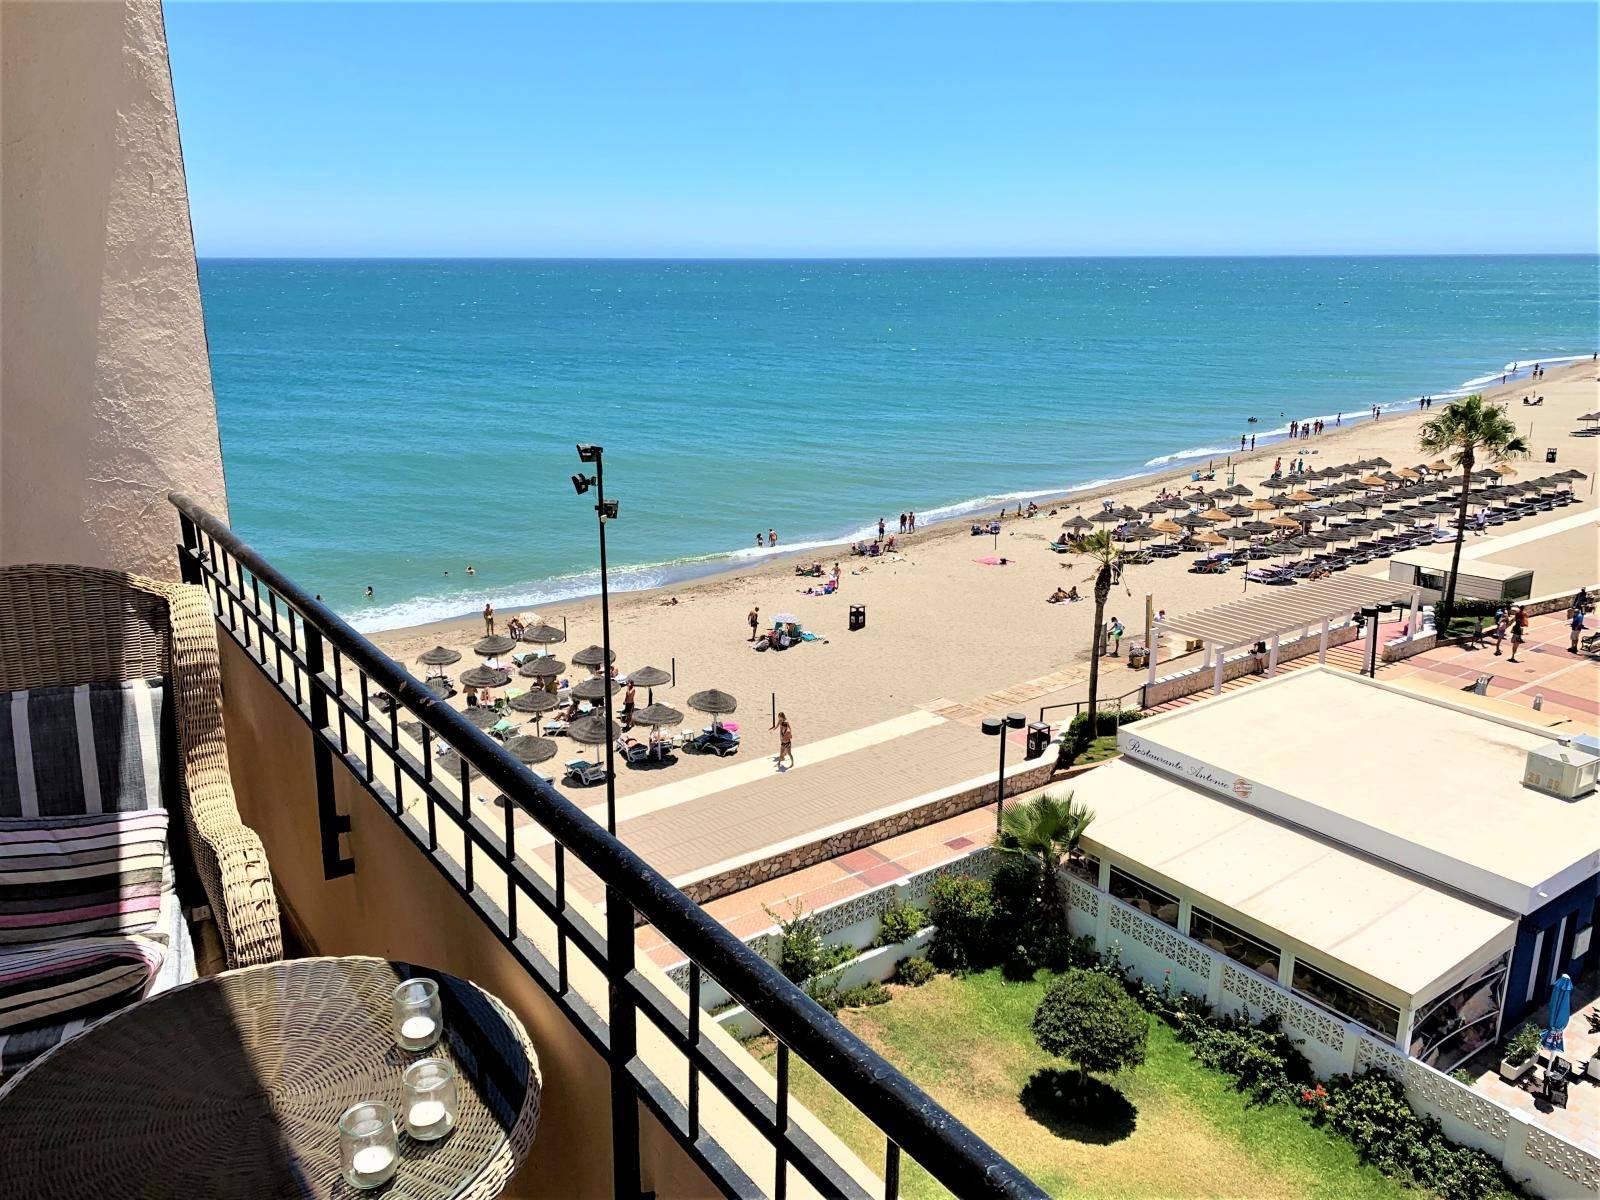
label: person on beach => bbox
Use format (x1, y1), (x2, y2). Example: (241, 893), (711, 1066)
(878, 517), (886, 539)
(1336, 413), (1342, 425)
(1250, 434), (1256, 450)
(756, 532), (764, 548)
(483, 603), (495, 636)
(748, 606), (760, 641)
(465, 565), (475, 576)
(908, 511), (917, 532)
(1508, 606), (1528, 663)
(621, 681), (637, 728)
(898, 512), (907, 533)
(364, 586), (374, 600)
(768, 529), (778, 548)
(1107, 617), (1125, 657)
(831, 562), (841, 587)
(775, 712), (794, 770)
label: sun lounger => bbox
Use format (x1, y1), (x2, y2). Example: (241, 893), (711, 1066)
(615, 738), (649, 764)
(564, 759), (608, 786)
(688, 729), (740, 757)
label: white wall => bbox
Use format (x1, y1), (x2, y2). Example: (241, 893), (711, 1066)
(1, 0), (227, 579)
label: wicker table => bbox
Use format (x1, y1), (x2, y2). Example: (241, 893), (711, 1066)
(0, 957), (540, 1199)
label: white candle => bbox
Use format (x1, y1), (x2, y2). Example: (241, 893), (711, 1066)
(400, 1015), (437, 1043)
(351, 1145), (395, 1179)
(408, 1099), (448, 1133)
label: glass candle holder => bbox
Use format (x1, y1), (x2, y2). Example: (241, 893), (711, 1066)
(339, 1101), (399, 1190)
(402, 1057), (460, 1142)
(391, 977), (442, 1051)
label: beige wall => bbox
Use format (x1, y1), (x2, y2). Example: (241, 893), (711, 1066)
(1, 0), (227, 579)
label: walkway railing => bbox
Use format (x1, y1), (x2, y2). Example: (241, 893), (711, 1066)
(171, 494), (1044, 1200)
(1038, 682), (1147, 726)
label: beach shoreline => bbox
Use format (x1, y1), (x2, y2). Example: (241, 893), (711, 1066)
(370, 354), (1596, 644)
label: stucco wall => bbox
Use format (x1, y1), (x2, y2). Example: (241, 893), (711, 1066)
(1, 0), (227, 579)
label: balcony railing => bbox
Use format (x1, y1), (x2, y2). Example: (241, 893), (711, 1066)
(170, 493), (1043, 1200)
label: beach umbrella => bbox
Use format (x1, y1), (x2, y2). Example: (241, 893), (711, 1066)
(687, 688), (738, 716)
(1193, 531), (1226, 547)
(1109, 505), (1141, 521)
(1268, 515), (1304, 530)
(424, 678), (452, 698)
(520, 622), (566, 646)
(568, 712), (618, 745)
(626, 664), (673, 704)
(1150, 518), (1183, 536)
(1227, 484), (1253, 497)
(519, 656), (565, 678)
(462, 706), (502, 730)
(634, 703), (685, 728)
(1137, 501), (1169, 516)
(1261, 477), (1291, 490)
(572, 675), (620, 701)
(1176, 513), (1210, 529)
(1369, 457), (1391, 468)
(1560, 468), (1589, 480)
(570, 644), (615, 668)
(1541, 974), (1573, 1052)
(1090, 509), (1121, 523)
(417, 645), (462, 667)
(1117, 524), (1157, 541)
(1200, 508), (1232, 523)
(1394, 467), (1421, 480)
(1359, 474), (1386, 488)
(1245, 498), (1278, 513)
(1298, 506), (1335, 523)
(460, 665), (511, 690)
(1295, 532), (1328, 549)
(1207, 488), (1234, 502)
(505, 735), (558, 766)
(1061, 514), (1094, 531)
(1163, 496), (1192, 510)
(474, 635), (517, 658)
(1222, 504), (1253, 518)
(435, 748), (482, 781)
(510, 690), (560, 714)
(1238, 520), (1274, 536)
(1284, 490), (1317, 504)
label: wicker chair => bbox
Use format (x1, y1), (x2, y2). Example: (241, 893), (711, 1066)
(0, 563), (282, 970)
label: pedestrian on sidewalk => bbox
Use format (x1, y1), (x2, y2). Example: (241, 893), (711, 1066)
(1508, 606), (1527, 663)
(775, 712), (794, 770)
(1569, 604), (1587, 654)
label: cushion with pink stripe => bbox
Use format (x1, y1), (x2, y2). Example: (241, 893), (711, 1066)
(0, 810), (170, 946)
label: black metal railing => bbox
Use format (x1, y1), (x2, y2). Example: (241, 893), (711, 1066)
(1038, 682), (1147, 727)
(171, 494), (1043, 1200)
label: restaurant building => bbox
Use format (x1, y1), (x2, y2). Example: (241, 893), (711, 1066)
(1060, 669), (1598, 1075)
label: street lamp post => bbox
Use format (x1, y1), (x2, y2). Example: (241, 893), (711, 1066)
(981, 711), (1027, 836)
(572, 444), (620, 835)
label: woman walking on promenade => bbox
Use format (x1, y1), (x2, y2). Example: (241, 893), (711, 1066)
(775, 712), (794, 770)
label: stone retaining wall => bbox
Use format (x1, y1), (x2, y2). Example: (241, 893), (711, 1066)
(1144, 622), (1362, 706)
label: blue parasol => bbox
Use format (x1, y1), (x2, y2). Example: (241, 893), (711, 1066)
(1540, 974), (1572, 1052)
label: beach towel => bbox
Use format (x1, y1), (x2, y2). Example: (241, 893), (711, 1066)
(973, 556), (1010, 566)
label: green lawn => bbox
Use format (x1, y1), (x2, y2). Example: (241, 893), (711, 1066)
(751, 968), (1419, 1200)
(1071, 734), (1123, 766)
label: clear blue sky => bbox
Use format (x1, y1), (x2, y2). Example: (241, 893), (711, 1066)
(165, 2), (1599, 258)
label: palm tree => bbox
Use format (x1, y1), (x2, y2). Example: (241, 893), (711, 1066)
(1418, 395), (1527, 627)
(1068, 529), (1123, 728)
(998, 788), (1096, 877)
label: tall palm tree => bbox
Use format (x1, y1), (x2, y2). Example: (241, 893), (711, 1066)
(1418, 395), (1527, 626)
(998, 788), (1096, 876)
(1068, 529), (1123, 727)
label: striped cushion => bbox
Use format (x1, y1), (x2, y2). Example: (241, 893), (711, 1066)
(0, 811), (170, 946)
(0, 936), (165, 1032)
(0, 679), (170, 818)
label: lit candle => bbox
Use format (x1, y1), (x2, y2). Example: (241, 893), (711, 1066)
(350, 1145), (395, 1183)
(400, 1015), (437, 1044)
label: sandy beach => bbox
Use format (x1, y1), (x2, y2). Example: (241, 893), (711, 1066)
(373, 359), (1598, 791)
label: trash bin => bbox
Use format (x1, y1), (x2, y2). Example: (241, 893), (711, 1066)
(1546, 448), (1558, 463)
(1027, 722), (1052, 760)
(849, 604), (866, 631)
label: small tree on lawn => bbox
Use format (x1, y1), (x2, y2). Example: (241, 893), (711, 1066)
(1032, 968), (1148, 1090)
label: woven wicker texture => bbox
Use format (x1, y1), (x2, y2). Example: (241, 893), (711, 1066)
(0, 564), (282, 969)
(0, 957), (541, 1200)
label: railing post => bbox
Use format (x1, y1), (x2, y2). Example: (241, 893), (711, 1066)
(304, 624), (355, 880)
(177, 514), (201, 587)
(606, 886), (642, 1198)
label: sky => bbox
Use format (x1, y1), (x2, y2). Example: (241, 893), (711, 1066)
(165, 2), (1600, 258)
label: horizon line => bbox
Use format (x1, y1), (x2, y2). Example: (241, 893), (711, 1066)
(196, 250), (1600, 262)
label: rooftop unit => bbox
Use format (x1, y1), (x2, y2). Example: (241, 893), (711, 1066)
(1523, 738), (1600, 800)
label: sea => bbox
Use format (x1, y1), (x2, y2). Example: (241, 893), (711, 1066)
(198, 255), (1597, 631)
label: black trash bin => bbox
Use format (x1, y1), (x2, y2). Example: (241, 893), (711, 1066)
(849, 604), (866, 631)
(1546, 448), (1558, 463)
(1026, 722), (1052, 760)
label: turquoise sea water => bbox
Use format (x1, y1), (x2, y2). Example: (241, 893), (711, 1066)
(200, 256), (1597, 630)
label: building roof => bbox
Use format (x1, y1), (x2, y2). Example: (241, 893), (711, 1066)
(1157, 575), (1416, 648)
(1120, 669), (1600, 914)
(1071, 757), (1515, 1000)
(1390, 549), (1532, 582)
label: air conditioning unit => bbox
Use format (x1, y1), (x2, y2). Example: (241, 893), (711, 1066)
(1523, 739), (1600, 799)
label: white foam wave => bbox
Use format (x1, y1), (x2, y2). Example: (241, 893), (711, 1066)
(1145, 444), (1235, 467)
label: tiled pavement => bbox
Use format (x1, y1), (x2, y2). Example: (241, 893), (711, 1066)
(548, 716), (998, 905)
(1469, 976), (1600, 1155)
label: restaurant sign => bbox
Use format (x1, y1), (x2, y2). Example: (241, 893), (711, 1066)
(1122, 735), (1255, 805)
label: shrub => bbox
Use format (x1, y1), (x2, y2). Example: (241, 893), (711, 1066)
(926, 875), (997, 972)
(838, 982), (891, 1009)
(1031, 968), (1149, 1083)
(1177, 1010), (1312, 1105)
(875, 900), (927, 947)
(1501, 1023), (1539, 1067)
(892, 956), (937, 987)
(767, 903), (854, 985)
(1310, 1070), (1508, 1200)
(1056, 709), (1144, 767)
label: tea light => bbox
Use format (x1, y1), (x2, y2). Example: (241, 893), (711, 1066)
(391, 977), (442, 1050)
(339, 1101), (399, 1190)
(351, 1145), (395, 1180)
(402, 1057), (459, 1143)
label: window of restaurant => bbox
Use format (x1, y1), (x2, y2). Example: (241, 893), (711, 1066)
(1109, 866), (1180, 927)
(1188, 907), (1281, 981)
(1066, 850), (1101, 887)
(1408, 953), (1510, 1071)
(1291, 960), (1401, 1040)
